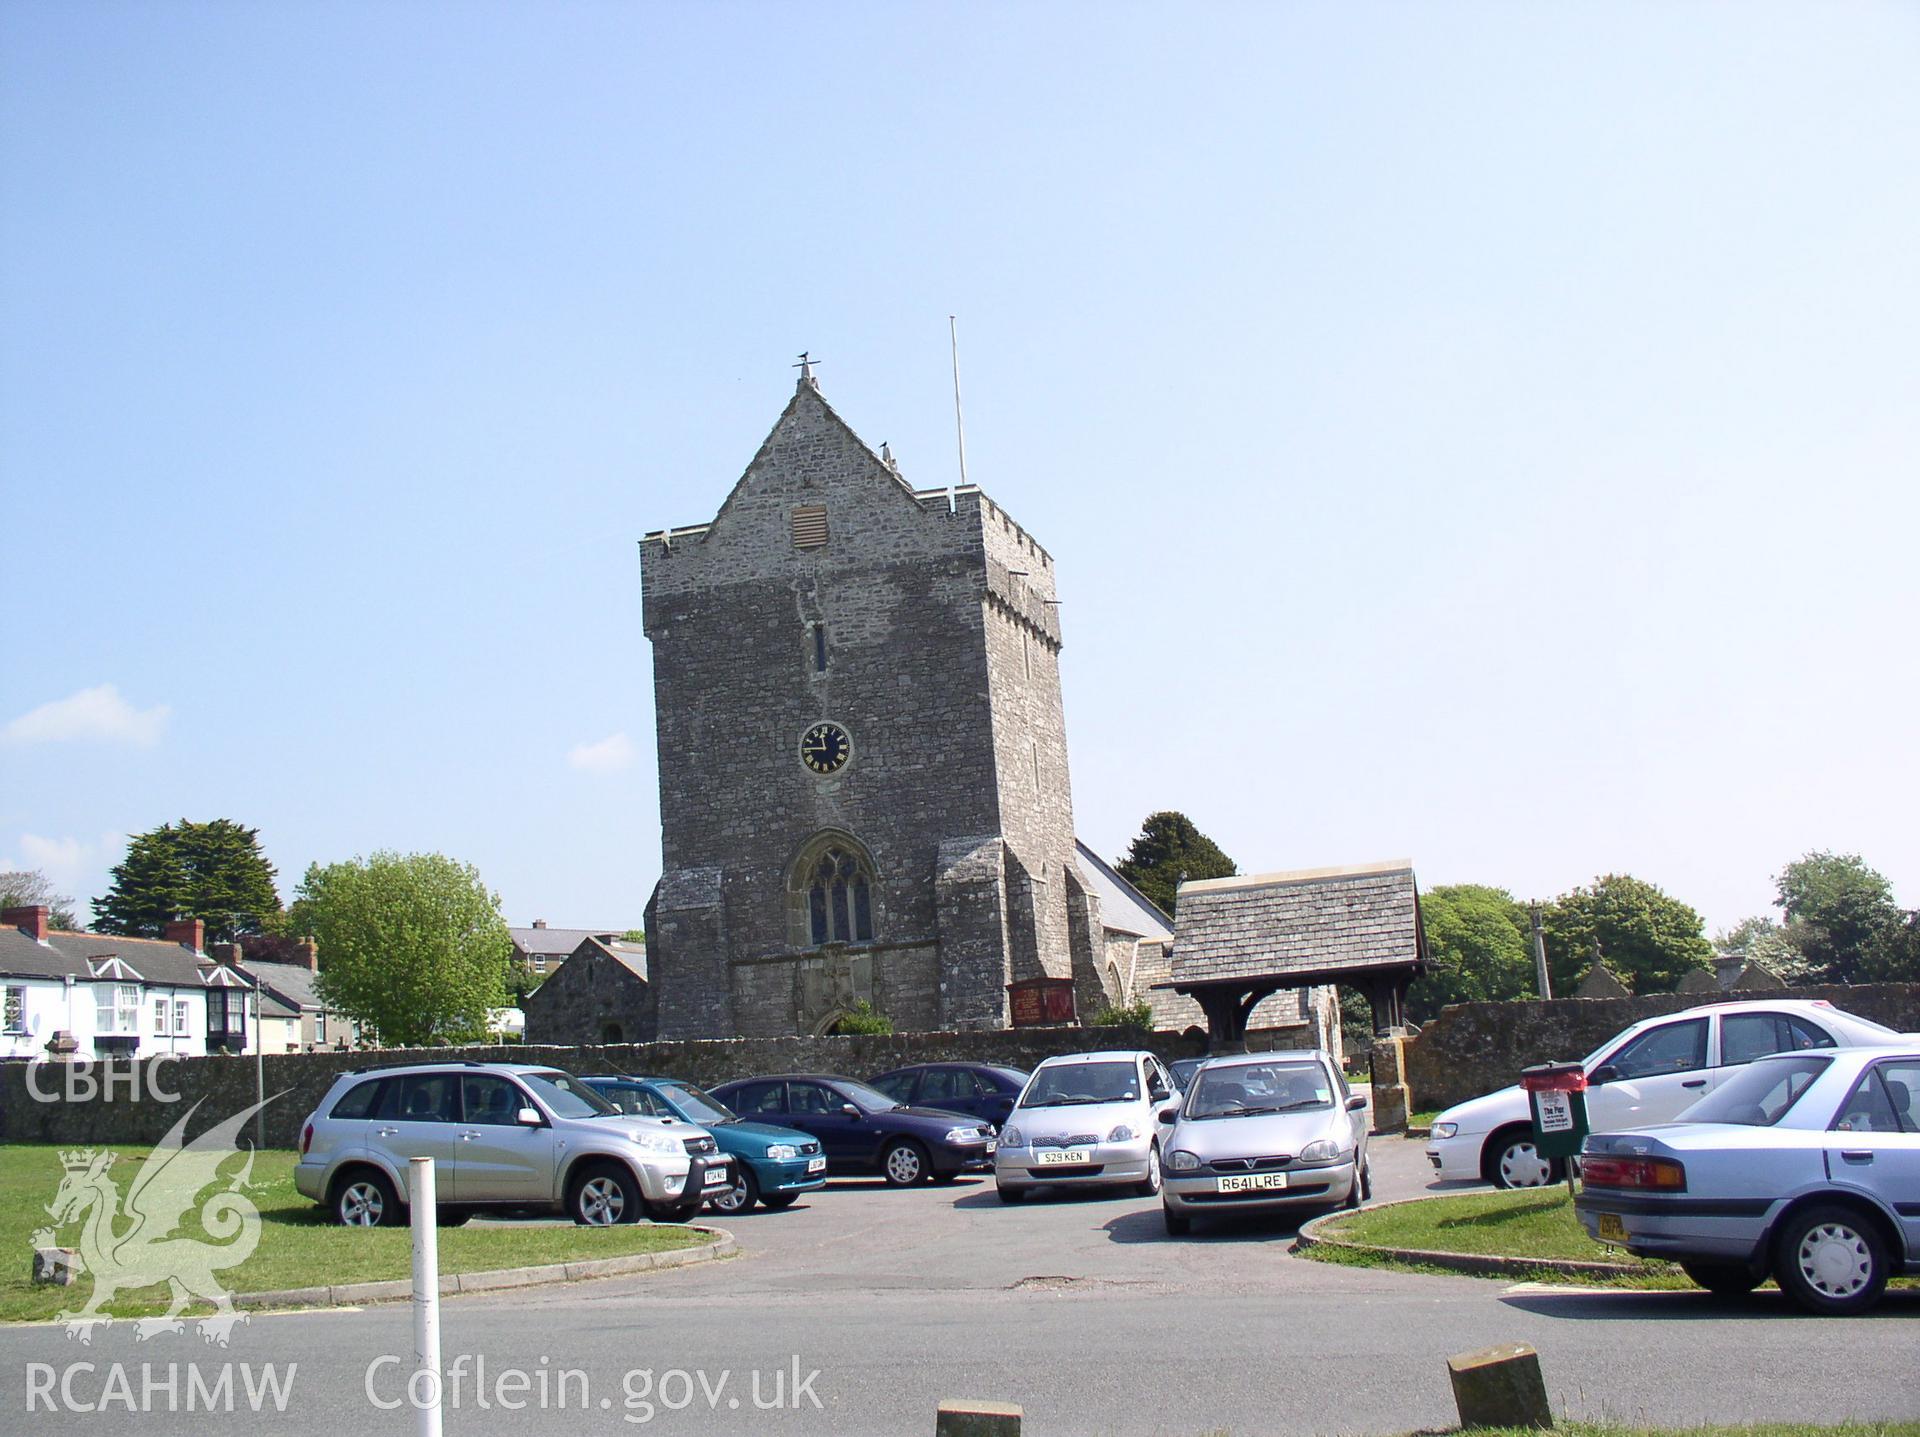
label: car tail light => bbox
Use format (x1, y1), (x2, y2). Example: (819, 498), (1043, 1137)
(1581, 1155), (1685, 1191)
(300, 1122), (314, 1155)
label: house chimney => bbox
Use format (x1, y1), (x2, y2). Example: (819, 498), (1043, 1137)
(209, 941), (242, 967)
(164, 917), (205, 953)
(297, 937), (319, 971)
(3, 906), (50, 942)
(532, 919), (547, 929)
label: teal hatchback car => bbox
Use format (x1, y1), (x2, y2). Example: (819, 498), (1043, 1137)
(585, 1075), (828, 1215)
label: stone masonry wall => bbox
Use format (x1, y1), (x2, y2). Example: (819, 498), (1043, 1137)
(0, 1027), (1209, 1152)
(1405, 983), (1920, 1112)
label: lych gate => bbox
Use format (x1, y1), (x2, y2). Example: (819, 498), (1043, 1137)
(1155, 858), (1427, 1053)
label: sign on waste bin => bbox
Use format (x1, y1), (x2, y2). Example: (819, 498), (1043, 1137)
(1518, 1061), (1589, 1162)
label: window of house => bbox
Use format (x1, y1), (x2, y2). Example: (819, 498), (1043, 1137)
(3, 986), (25, 1034)
(532, 956), (546, 974)
(174, 998), (190, 1034)
(315, 1012), (327, 1044)
(209, 989), (249, 1037)
(154, 998), (171, 1036)
(95, 984), (141, 1035)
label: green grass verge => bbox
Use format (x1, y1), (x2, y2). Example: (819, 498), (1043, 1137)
(3, 1143), (705, 1323)
(1305, 1187), (1918, 1295)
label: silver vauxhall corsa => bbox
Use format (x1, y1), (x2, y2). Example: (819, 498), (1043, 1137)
(294, 1062), (731, 1227)
(1159, 1050), (1371, 1235)
(994, 1050), (1180, 1202)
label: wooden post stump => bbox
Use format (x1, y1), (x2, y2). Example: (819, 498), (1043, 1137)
(32, 1248), (80, 1286)
(1447, 1343), (1552, 1429)
(935, 1399), (1022, 1436)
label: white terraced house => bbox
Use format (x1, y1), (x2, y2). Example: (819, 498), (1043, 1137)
(0, 906), (299, 1059)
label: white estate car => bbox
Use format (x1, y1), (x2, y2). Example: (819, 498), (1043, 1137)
(1425, 1000), (1905, 1188)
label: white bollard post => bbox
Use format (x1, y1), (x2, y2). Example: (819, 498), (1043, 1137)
(409, 1157), (444, 1437)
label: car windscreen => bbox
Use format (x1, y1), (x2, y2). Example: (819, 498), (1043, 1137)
(1019, 1061), (1139, 1107)
(1680, 1054), (1832, 1127)
(522, 1069), (619, 1118)
(833, 1079), (904, 1112)
(659, 1083), (737, 1124)
(1186, 1061), (1333, 1119)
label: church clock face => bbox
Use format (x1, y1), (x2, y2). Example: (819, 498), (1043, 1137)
(799, 721), (852, 775)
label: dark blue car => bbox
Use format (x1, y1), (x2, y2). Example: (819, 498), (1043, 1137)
(868, 1063), (1028, 1130)
(710, 1073), (998, 1187)
(584, 1075), (829, 1215)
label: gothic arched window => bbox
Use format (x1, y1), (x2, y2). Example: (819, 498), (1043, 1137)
(789, 834), (876, 947)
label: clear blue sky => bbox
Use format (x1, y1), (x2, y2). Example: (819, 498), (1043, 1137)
(4, 2), (1915, 938)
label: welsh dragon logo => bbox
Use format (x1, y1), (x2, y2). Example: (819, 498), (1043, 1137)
(33, 1097), (278, 1346)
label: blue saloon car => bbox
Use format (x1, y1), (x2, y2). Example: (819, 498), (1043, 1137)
(585, 1075), (828, 1215)
(711, 1073), (997, 1186)
(868, 1062), (1029, 1130)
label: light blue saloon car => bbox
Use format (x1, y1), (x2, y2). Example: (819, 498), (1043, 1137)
(1575, 1044), (1920, 1313)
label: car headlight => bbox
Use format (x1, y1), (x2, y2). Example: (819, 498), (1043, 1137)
(1297, 1138), (1342, 1164)
(1168, 1149), (1200, 1172)
(630, 1131), (682, 1155)
(1107, 1124), (1135, 1143)
(1431, 1122), (1458, 1140)
(944, 1126), (985, 1143)
(1000, 1126), (1023, 1148)
(765, 1144), (798, 1161)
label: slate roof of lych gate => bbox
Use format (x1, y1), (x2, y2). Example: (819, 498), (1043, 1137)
(1169, 861), (1423, 987)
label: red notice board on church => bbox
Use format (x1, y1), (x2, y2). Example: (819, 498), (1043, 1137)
(1008, 977), (1076, 1027)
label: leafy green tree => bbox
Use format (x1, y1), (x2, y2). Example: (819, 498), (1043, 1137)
(1714, 914), (1816, 984)
(1540, 874), (1713, 995)
(1408, 884), (1534, 1021)
(293, 852), (510, 1047)
(621, 929), (646, 943)
(1774, 852), (1902, 984)
(93, 819), (283, 941)
(1863, 910), (1920, 982)
(0, 870), (80, 931)
(1115, 812), (1236, 919)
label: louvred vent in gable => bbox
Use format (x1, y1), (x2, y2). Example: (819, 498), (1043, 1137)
(791, 505), (829, 549)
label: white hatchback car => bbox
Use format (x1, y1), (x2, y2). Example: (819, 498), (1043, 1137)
(1426, 1000), (1906, 1188)
(994, 1050), (1180, 1202)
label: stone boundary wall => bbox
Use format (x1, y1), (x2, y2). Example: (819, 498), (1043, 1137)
(1405, 983), (1920, 1113)
(0, 1026), (1206, 1151)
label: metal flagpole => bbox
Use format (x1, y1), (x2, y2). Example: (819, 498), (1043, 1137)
(949, 315), (969, 493)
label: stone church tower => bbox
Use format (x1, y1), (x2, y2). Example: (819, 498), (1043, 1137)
(641, 366), (1109, 1038)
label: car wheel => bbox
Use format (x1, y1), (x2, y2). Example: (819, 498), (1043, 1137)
(1133, 1143), (1162, 1198)
(931, 1171), (961, 1185)
(1680, 1261), (1762, 1298)
(568, 1161), (641, 1226)
(1774, 1205), (1889, 1315)
(1163, 1205), (1191, 1237)
(997, 1184), (1026, 1204)
(1359, 1161), (1374, 1202)
(435, 1205), (474, 1228)
(708, 1165), (760, 1216)
(333, 1170), (401, 1228)
(1485, 1127), (1560, 1189)
(1342, 1167), (1365, 1210)
(881, 1140), (927, 1187)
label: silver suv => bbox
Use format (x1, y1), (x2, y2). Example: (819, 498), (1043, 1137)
(294, 1062), (731, 1227)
